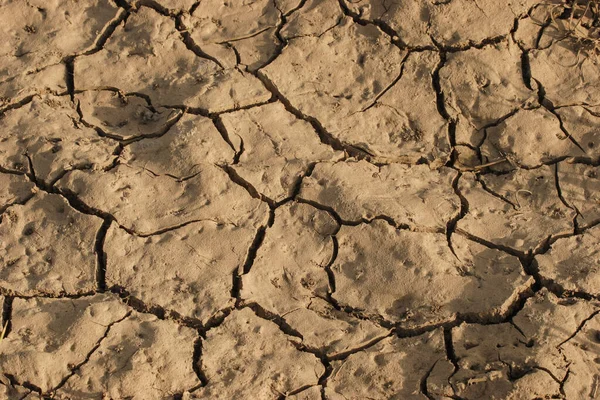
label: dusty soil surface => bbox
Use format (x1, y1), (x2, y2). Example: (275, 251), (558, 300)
(1, 0), (600, 399)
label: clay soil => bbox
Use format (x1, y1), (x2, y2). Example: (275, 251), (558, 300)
(1, 0), (600, 399)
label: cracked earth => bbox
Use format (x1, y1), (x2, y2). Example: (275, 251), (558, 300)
(1, 0), (600, 399)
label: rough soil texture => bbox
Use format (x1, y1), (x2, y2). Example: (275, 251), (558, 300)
(1, 0), (599, 399)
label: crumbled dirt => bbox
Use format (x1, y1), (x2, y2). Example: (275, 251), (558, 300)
(1, 0), (599, 399)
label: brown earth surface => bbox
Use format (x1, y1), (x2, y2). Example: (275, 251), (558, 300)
(1, 0), (600, 399)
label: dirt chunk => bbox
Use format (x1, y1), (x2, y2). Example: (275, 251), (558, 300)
(286, 385), (322, 400)
(557, 162), (600, 228)
(105, 221), (255, 323)
(451, 289), (599, 399)
(481, 107), (585, 168)
(56, 311), (201, 400)
(281, 0), (343, 39)
(242, 203), (388, 356)
(0, 294), (129, 393)
(263, 19), (448, 164)
(325, 329), (448, 399)
(344, 0), (535, 48)
(0, 192), (102, 296)
(441, 42), (533, 147)
(0, 173), (35, 213)
(195, 308), (324, 399)
(0, 382), (33, 400)
(457, 167), (575, 253)
(0, 95), (117, 183)
(530, 38), (600, 107)
(331, 220), (532, 327)
(182, 0), (286, 70)
(75, 7), (270, 112)
(57, 163), (269, 235)
(299, 160), (459, 230)
(555, 105), (600, 162)
(76, 91), (182, 141)
(536, 225), (600, 296)
(221, 103), (343, 202)
(0, 0), (121, 103)
(122, 113), (234, 179)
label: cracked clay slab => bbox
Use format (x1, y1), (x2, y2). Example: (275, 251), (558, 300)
(536, 224), (600, 297)
(57, 163), (269, 235)
(195, 308), (324, 399)
(325, 329), (448, 399)
(0, 294), (129, 393)
(76, 90), (182, 141)
(0, 0), (122, 104)
(450, 289), (599, 399)
(121, 113), (235, 179)
(221, 102), (343, 202)
(299, 160), (459, 230)
(557, 162), (600, 228)
(0, 192), (102, 296)
(0, 95), (117, 183)
(457, 167), (576, 253)
(75, 7), (270, 112)
(262, 18), (449, 164)
(105, 220), (255, 323)
(344, 0), (536, 48)
(0, 172), (35, 213)
(56, 310), (201, 400)
(331, 220), (533, 328)
(242, 202), (390, 357)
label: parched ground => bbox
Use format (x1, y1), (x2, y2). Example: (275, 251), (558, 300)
(1, 0), (600, 399)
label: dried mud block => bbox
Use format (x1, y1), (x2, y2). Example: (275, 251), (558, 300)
(536, 225), (600, 296)
(0, 192), (102, 296)
(557, 163), (600, 228)
(105, 221), (255, 323)
(57, 164), (269, 235)
(56, 311), (201, 400)
(76, 91), (182, 141)
(451, 289), (599, 399)
(241, 203), (336, 313)
(441, 42), (533, 147)
(281, 0), (343, 39)
(0, 295), (129, 393)
(221, 103), (342, 202)
(457, 167), (575, 252)
(331, 220), (532, 327)
(0, 0), (121, 101)
(122, 113), (234, 179)
(561, 314), (600, 399)
(241, 203), (388, 356)
(0, 96), (117, 183)
(196, 308), (324, 399)
(263, 19), (448, 164)
(299, 160), (459, 230)
(75, 7), (270, 112)
(345, 0), (535, 48)
(0, 173), (35, 213)
(530, 39), (600, 107)
(555, 105), (600, 161)
(513, 4), (550, 51)
(183, 0), (284, 70)
(481, 107), (585, 168)
(0, 64), (66, 108)
(325, 329), (448, 399)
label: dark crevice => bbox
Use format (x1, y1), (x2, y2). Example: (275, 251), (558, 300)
(109, 285), (204, 330)
(64, 58), (75, 102)
(192, 334), (209, 387)
(94, 219), (112, 292)
(219, 164), (274, 207)
(324, 236), (339, 294)
(240, 213), (273, 276)
(475, 175), (519, 210)
(2, 375), (42, 397)
(558, 309), (600, 347)
(211, 115), (240, 162)
(85, 8), (130, 56)
(420, 359), (439, 400)
(245, 303), (304, 339)
(445, 172), (467, 258)
(2, 297), (13, 339)
(175, 15), (225, 69)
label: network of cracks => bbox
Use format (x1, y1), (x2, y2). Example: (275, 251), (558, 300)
(1, 0), (600, 399)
